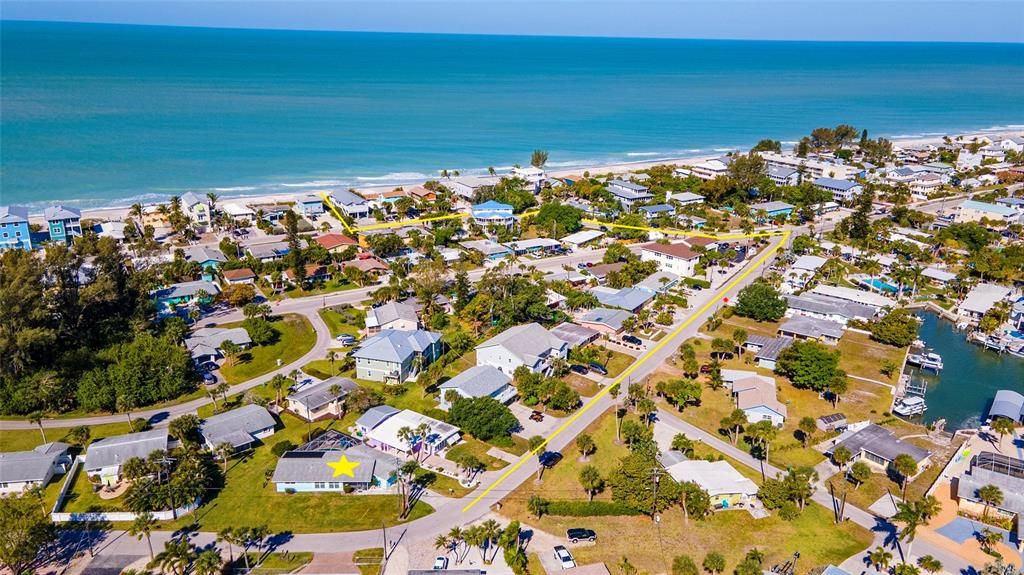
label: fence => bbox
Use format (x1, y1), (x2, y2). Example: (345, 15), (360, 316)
(50, 456), (200, 523)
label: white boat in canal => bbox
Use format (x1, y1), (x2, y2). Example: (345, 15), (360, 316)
(894, 395), (928, 416)
(907, 351), (944, 371)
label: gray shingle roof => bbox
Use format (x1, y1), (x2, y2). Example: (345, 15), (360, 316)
(579, 307), (632, 331)
(778, 315), (845, 340)
(475, 323), (568, 366)
(200, 405), (277, 448)
(271, 443), (402, 484)
(754, 336), (794, 361)
(287, 377), (359, 411)
(784, 293), (875, 321)
(0, 443), (70, 484)
(184, 327), (252, 359)
(831, 423), (930, 464)
(355, 405), (400, 430)
(549, 322), (600, 348)
(184, 245), (227, 264)
(84, 429), (169, 471)
(181, 192), (206, 208)
(0, 206), (30, 224)
(351, 330), (441, 364)
(366, 301), (419, 329)
(590, 286), (654, 311)
(439, 365), (512, 398)
(43, 205), (81, 221)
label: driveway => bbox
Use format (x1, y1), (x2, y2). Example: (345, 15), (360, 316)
(510, 402), (565, 438)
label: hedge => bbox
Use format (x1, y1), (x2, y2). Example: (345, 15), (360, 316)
(546, 500), (643, 517)
(682, 277), (711, 289)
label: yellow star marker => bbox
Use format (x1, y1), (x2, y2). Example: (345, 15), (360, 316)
(326, 455), (361, 478)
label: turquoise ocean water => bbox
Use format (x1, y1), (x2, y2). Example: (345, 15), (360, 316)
(2, 21), (1023, 209)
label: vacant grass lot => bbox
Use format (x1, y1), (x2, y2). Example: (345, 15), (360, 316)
(445, 438), (510, 472)
(837, 330), (907, 384)
(283, 279), (361, 299)
(500, 410), (873, 574)
(219, 314), (316, 384)
(318, 306), (367, 338)
(0, 421), (134, 453)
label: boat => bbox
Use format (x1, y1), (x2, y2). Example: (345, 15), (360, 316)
(911, 339), (927, 349)
(907, 351), (944, 371)
(894, 395), (928, 416)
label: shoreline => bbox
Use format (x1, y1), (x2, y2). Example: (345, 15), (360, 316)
(21, 125), (1024, 224)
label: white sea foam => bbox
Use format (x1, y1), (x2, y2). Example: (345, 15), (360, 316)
(278, 180), (347, 188)
(625, 152), (660, 157)
(211, 186), (259, 192)
(355, 172), (430, 182)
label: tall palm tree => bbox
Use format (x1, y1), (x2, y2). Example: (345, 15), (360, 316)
(327, 350), (337, 375)
(28, 411), (46, 443)
(868, 546), (893, 573)
(217, 528), (237, 564)
(149, 538), (194, 575)
(977, 484), (1004, 520)
(193, 549), (222, 575)
(434, 534), (452, 559)
(268, 374), (288, 406)
(447, 526), (465, 564)
(129, 512), (157, 561)
(215, 442), (234, 472)
(329, 383), (343, 420)
(892, 501), (923, 562)
(478, 519), (502, 563)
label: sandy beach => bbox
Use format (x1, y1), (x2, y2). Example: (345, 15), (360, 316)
(34, 128), (1015, 226)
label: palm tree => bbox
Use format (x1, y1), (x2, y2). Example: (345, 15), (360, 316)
(129, 203), (144, 220)
(915, 495), (942, 523)
(215, 442), (234, 472)
(977, 484), (1004, 520)
(434, 534), (452, 559)
(129, 512), (157, 561)
(447, 526), (465, 564)
(329, 383), (344, 420)
(193, 549), (222, 575)
(327, 350), (337, 375)
(892, 501), (923, 562)
(868, 546), (893, 573)
(916, 555), (942, 574)
(149, 538), (194, 575)
(979, 528), (1002, 554)
(478, 519), (502, 563)
(217, 528), (238, 564)
(28, 411), (46, 443)
(214, 382), (230, 407)
(992, 417), (1015, 447)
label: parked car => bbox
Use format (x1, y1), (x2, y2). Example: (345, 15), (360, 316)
(199, 361), (219, 372)
(570, 364), (589, 375)
(699, 364), (711, 374)
(588, 362), (609, 376)
(576, 263), (587, 269)
(539, 451), (563, 468)
(622, 334), (643, 346)
(566, 528), (597, 543)
(201, 372), (217, 385)
(335, 334), (357, 345)
(432, 556), (448, 570)
(553, 546), (577, 569)
(529, 410), (545, 422)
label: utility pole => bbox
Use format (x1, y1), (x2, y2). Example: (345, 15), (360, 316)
(649, 467), (664, 520)
(381, 521), (388, 560)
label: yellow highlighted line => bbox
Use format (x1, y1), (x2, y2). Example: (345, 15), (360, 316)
(354, 213), (469, 232)
(580, 218), (786, 240)
(461, 230), (791, 512)
(318, 191), (355, 235)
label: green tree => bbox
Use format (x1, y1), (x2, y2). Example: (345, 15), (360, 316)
(531, 149), (549, 168)
(576, 433), (596, 460)
(870, 308), (920, 347)
(775, 340), (843, 392)
(720, 409), (747, 445)
(797, 416), (817, 447)
(991, 417), (1015, 446)
(891, 453), (919, 500)
(832, 445), (853, 469)
(977, 484), (1004, 520)
(578, 465), (605, 501)
(916, 555), (942, 574)
(527, 495), (549, 518)
(892, 500), (924, 560)
(533, 202), (583, 239)
(671, 555), (699, 575)
(193, 549), (222, 575)
(849, 461), (872, 489)
(607, 452), (681, 516)
(168, 414), (200, 445)
(702, 551), (726, 574)
(129, 512), (158, 561)
(868, 546), (892, 573)
(0, 493), (55, 574)
(671, 433), (695, 457)
(733, 282), (787, 321)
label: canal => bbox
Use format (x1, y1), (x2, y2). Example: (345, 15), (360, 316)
(907, 311), (1024, 430)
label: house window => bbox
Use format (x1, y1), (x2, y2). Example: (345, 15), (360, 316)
(314, 482), (326, 489)
(329, 482), (340, 489)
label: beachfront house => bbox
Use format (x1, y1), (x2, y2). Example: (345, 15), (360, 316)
(606, 180), (654, 211)
(668, 191), (705, 207)
(826, 423), (931, 476)
(364, 409), (461, 458)
(365, 300), (421, 335)
(199, 404), (277, 451)
(351, 329), (443, 384)
(437, 365), (516, 411)
(681, 157), (732, 181)
(0, 206), (32, 250)
(297, 194), (325, 217)
(184, 326), (252, 364)
(449, 175), (499, 199)
(768, 165), (800, 187)
(222, 202), (256, 224)
(0, 443), (72, 495)
(759, 152), (859, 180)
(663, 459), (759, 509)
(181, 192), (211, 228)
(639, 241), (701, 278)
(330, 189), (371, 219)
(749, 200), (795, 221)
(778, 316), (845, 345)
(813, 177), (863, 203)
(285, 377), (360, 421)
(44, 205), (82, 245)
(476, 322), (569, 375)
(471, 200), (516, 228)
(590, 286), (654, 314)
(84, 429), (170, 485)
(271, 430), (401, 493)
(958, 283), (1012, 320)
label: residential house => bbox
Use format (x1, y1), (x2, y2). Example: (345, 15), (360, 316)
(768, 165), (800, 187)
(365, 301), (421, 335)
(732, 376), (787, 427)
(668, 191), (705, 206)
(955, 452), (1024, 531)
(511, 166), (546, 189)
(449, 176), (499, 199)
(316, 233), (359, 254)
(0, 206), (32, 250)
(222, 268), (257, 285)
(958, 283), (1012, 320)
(286, 377), (360, 421)
(744, 335), (794, 371)
(811, 285), (895, 312)
(827, 423), (931, 475)
(476, 322), (569, 375)
(680, 157), (731, 181)
(94, 221), (127, 242)
(330, 190), (371, 219)
(638, 204), (675, 220)
(586, 261), (626, 283)
(561, 229), (604, 249)
(663, 460), (759, 509)
(352, 329), (443, 383)
(816, 413), (848, 432)
(759, 152), (859, 180)
(184, 246), (228, 272)
(222, 202), (256, 223)
(549, 322), (601, 348)
(181, 192), (211, 228)
(44, 205), (82, 245)
(813, 177), (863, 203)
(749, 200), (795, 221)
(200, 404), (277, 451)
(778, 316), (845, 345)
(437, 365), (516, 410)
(606, 180), (654, 211)
(271, 430), (401, 492)
(151, 280), (220, 309)
(639, 242), (701, 278)
(636, 270), (680, 294)
(953, 200), (1022, 225)
(471, 200), (516, 228)
(783, 254), (827, 291)
(459, 239), (512, 261)
(0, 443), (72, 494)
(297, 194), (325, 217)
(342, 256), (390, 278)
(184, 327), (252, 364)
(577, 307), (632, 336)
(998, 136), (1024, 153)
(908, 173), (945, 197)
(678, 215), (707, 229)
(921, 267), (957, 287)
(956, 150), (983, 171)
(355, 405), (401, 438)
(285, 263), (332, 285)
(84, 429), (170, 485)
(784, 293), (875, 325)
(505, 238), (561, 256)
(590, 286), (654, 313)
(364, 409), (462, 458)
(246, 240), (292, 262)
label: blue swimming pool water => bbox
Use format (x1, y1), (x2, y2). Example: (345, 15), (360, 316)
(861, 278), (904, 293)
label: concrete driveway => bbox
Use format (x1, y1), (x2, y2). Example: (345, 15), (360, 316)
(510, 403), (565, 438)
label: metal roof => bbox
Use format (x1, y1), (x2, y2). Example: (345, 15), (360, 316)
(351, 330), (442, 364)
(43, 205), (81, 221)
(200, 404), (277, 448)
(0, 443), (70, 484)
(549, 322), (600, 348)
(778, 315), (845, 340)
(990, 390), (1024, 421)
(288, 377), (359, 411)
(831, 423), (930, 464)
(84, 429), (169, 471)
(355, 405), (401, 430)
(271, 443), (402, 484)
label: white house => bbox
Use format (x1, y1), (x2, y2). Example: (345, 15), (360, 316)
(606, 180), (654, 211)
(475, 322), (569, 375)
(953, 200), (1022, 225)
(732, 377), (787, 427)
(200, 404), (277, 451)
(364, 409), (461, 458)
(662, 459), (759, 509)
(449, 175), (499, 199)
(351, 329), (443, 384)
(998, 136), (1024, 153)
(365, 301), (421, 335)
(84, 429), (170, 485)
(638, 241), (701, 278)
(330, 189), (371, 219)
(286, 377), (360, 422)
(760, 152), (859, 180)
(813, 177), (863, 203)
(181, 192), (211, 228)
(668, 191), (705, 207)
(768, 165), (801, 186)
(959, 283), (1012, 320)
(0, 443), (72, 494)
(222, 202), (256, 223)
(437, 365), (516, 410)
(682, 157), (731, 181)
(511, 166), (546, 187)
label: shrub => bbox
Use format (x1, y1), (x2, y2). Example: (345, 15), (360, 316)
(284, 488), (296, 495)
(778, 500), (801, 520)
(271, 440), (295, 457)
(545, 500), (644, 517)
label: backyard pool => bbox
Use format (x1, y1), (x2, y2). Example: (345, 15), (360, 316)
(859, 277), (909, 294)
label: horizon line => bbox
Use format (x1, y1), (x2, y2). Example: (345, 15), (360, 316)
(3, 18), (1022, 46)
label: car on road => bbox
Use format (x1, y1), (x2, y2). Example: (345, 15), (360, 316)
(432, 556), (448, 570)
(566, 528), (597, 543)
(588, 362), (609, 376)
(539, 451), (563, 468)
(577, 263), (587, 269)
(335, 334), (357, 345)
(553, 545), (576, 569)
(570, 364), (589, 375)
(622, 334), (643, 346)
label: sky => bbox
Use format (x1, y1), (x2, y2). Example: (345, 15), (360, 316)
(2, 0), (1022, 43)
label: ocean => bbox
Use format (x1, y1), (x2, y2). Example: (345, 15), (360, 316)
(2, 20), (1023, 209)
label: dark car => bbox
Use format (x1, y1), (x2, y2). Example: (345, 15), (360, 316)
(570, 364), (589, 375)
(588, 362), (609, 376)
(530, 410), (545, 422)
(622, 335), (643, 346)
(202, 372), (217, 385)
(576, 263), (587, 269)
(699, 364), (712, 374)
(566, 528), (597, 543)
(538, 451), (563, 468)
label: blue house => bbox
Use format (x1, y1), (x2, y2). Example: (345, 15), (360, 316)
(638, 204), (675, 220)
(150, 280), (220, 312)
(184, 246), (228, 280)
(297, 194), (325, 217)
(749, 200), (795, 221)
(471, 200), (516, 227)
(0, 206), (33, 250)
(44, 205), (82, 245)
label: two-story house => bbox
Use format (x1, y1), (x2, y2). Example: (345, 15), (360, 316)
(351, 329), (443, 384)
(0, 206), (32, 250)
(475, 322), (569, 375)
(44, 205), (82, 245)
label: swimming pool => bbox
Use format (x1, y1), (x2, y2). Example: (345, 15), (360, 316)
(860, 277), (906, 293)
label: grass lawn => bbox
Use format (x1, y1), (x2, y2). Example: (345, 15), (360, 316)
(441, 351), (477, 379)
(416, 468), (474, 498)
(283, 279), (361, 299)
(590, 346), (634, 378)
(318, 306), (367, 338)
(232, 552), (313, 574)
(446, 438), (509, 471)
(165, 412), (432, 533)
(499, 411), (873, 574)
(354, 548), (384, 575)
(1, 421), (134, 453)
(62, 464), (126, 512)
(564, 374), (602, 398)
(219, 314), (316, 384)
(837, 331), (907, 384)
